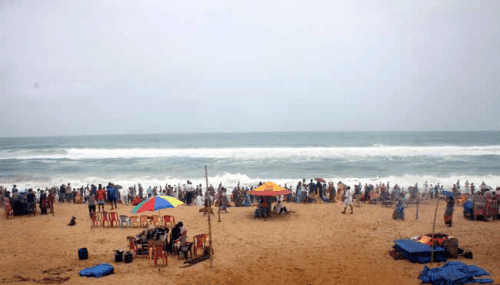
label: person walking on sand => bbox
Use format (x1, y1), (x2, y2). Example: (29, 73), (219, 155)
(444, 193), (455, 227)
(341, 186), (353, 214)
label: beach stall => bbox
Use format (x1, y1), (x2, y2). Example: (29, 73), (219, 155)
(249, 182), (291, 218)
(463, 192), (500, 221)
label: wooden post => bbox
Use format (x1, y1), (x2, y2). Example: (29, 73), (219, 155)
(430, 197), (440, 265)
(416, 195), (419, 220)
(205, 165), (213, 269)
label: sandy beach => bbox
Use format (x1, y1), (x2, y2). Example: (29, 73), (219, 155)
(1, 200), (499, 285)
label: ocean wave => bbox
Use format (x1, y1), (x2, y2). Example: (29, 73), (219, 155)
(2, 145), (500, 160)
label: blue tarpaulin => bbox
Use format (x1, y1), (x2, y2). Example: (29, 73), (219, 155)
(419, 261), (493, 285)
(79, 263), (114, 278)
(442, 191), (456, 198)
(394, 239), (447, 263)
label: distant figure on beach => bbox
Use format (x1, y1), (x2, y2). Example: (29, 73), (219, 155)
(341, 186), (353, 214)
(393, 195), (405, 220)
(316, 180), (323, 203)
(444, 194), (455, 227)
(88, 192), (96, 218)
(96, 185), (106, 212)
(39, 190), (48, 215)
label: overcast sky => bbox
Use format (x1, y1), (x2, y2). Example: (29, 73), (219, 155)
(1, 0), (499, 137)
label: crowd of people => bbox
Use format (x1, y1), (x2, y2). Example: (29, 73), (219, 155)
(1, 179), (498, 220)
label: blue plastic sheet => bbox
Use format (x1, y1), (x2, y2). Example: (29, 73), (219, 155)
(419, 261), (493, 285)
(79, 263), (114, 278)
(394, 239), (447, 263)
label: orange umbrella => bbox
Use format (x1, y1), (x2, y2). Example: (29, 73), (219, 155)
(248, 182), (291, 196)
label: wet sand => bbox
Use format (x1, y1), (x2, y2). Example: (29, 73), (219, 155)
(1, 200), (498, 284)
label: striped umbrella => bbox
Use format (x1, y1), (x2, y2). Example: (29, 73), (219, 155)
(131, 195), (184, 214)
(248, 182), (291, 196)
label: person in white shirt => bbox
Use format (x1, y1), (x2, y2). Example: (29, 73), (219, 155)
(274, 201), (288, 214)
(341, 186), (353, 214)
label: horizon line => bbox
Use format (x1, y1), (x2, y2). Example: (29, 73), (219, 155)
(1, 130), (499, 139)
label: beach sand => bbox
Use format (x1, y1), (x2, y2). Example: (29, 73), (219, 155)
(1, 200), (499, 285)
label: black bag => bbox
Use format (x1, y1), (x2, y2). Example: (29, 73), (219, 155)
(124, 251), (133, 263)
(78, 248), (88, 260)
(115, 250), (124, 262)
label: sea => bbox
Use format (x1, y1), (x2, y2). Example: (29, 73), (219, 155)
(1, 131), (499, 194)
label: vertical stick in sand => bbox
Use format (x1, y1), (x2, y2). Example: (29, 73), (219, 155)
(205, 165), (213, 269)
(430, 197), (440, 265)
(416, 197), (418, 220)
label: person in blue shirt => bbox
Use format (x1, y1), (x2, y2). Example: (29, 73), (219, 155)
(107, 183), (117, 210)
(309, 179), (315, 195)
(27, 189), (36, 215)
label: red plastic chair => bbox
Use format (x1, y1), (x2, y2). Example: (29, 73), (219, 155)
(193, 234), (208, 257)
(129, 216), (140, 227)
(91, 212), (99, 227)
(152, 215), (161, 227)
(163, 215), (175, 227)
(101, 211), (110, 227)
(153, 242), (168, 266)
(140, 215), (149, 228)
(126, 236), (139, 257)
(109, 212), (119, 227)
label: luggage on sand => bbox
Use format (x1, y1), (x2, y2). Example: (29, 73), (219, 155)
(124, 251), (133, 263)
(78, 248), (88, 260)
(114, 250), (124, 262)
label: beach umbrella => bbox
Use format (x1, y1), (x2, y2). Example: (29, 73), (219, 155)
(248, 182), (291, 196)
(131, 195), (184, 214)
(314, 178), (326, 183)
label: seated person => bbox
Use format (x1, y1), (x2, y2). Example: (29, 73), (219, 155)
(165, 223), (181, 253)
(273, 201), (288, 214)
(243, 194), (252, 207)
(179, 222), (187, 237)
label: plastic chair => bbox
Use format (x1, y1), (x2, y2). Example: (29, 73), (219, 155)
(193, 234), (208, 257)
(140, 215), (149, 228)
(163, 215), (175, 227)
(101, 211), (110, 227)
(152, 215), (162, 227)
(126, 236), (139, 257)
(109, 212), (119, 227)
(119, 215), (131, 228)
(130, 216), (140, 227)
(91, 212), (99, 227)
(152, 241), (168, 266)
(148, 240), (155, 260)
(175, 236), (193, 260)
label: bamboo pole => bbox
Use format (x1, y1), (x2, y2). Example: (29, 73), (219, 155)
(205, 165), (213, 269)
(430, 197), (440, 265)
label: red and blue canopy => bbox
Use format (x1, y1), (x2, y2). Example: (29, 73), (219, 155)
(131, 196), (184, 214)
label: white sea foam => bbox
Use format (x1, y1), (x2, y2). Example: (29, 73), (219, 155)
(3, 145), (500, 160)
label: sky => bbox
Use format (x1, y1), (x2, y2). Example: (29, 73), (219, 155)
(1, 0), (499, 137)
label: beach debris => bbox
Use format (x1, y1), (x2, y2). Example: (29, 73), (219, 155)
(2, 276), (70, 284)
(419, 261), (492, 284)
